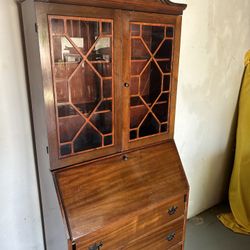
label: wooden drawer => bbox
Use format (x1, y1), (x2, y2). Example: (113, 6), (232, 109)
(170, 243), (183, 250)
(125, 218), (184, 250)
(75, 197), (185, 249)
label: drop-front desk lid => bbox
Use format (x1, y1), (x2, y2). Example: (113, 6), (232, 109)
(54, 140), (188, 241)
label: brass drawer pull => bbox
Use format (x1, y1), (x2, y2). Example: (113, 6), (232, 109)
(166, 232), (176, 241)
(88, 241), (103, 250)
(168, 206), (178, 215)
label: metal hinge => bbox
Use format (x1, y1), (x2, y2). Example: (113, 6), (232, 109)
(46, 146), (49, 154)
(184, 194), (187, 203)
(35, 23), (38, 33)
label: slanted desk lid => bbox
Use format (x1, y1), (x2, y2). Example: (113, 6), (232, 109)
(54, 141), (188, 240)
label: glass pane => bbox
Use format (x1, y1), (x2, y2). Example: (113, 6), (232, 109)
(142, 25), (165, 53)
(130, 130), (137, 140)
(58, 105), (77, 117)
(130, 106), (148, 129)
(140, 61), (162, 106)
(49, 16), (114, 157)
(66, 20), (100, 55)
(56, 80), (69, 103)
(131, 24), (140, 36)
(155, 40), (172, 59)
(102, 22), (112, 35)
(161, 124), (168, 132)
(129, 22), (173, 140)
(139, 113), (159, 137)
(59, 115), (85, 143)
(88, 37), (112, 62)
(163, 75), (170, 91)
(69, 63), (101, 117)
(73, 124), (102, 152)
(90, 112), (112, 134)
(166, 26), (174, 38)
(60, 144), (72, 156)
(131, 39), (150, 60)
(130, 77), (139, 95)
(103, 80), (112, 98)
(52, 36), (82, 80)
(97, 100), (112, 111)
(104, 135), (113, 146)
(51, 18), (64, 34)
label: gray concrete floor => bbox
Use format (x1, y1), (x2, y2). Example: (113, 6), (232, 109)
(185, 204), (250, 250)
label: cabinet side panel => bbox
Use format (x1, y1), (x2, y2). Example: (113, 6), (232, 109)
(21, 1), (69, 249)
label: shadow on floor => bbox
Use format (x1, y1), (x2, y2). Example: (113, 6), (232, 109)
(185, 203), (250, 250)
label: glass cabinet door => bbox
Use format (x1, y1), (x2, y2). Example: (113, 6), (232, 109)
(48, 15), (116, 159)
(123, 13), (180, 149)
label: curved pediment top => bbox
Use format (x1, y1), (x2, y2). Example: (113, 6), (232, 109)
(159, 0), (187, 13)
(158, 0), (187, 9)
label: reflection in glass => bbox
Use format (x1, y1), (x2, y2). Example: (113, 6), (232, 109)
(90, 112), (112, 134)
(69, 63), (101, 117)
(49, 16), (114, 156)
(59, 115), (85, 143)
(130, 77), (139, 95)
(73, 124), (102, 152)
(130, 106), (148, 129)
(131, 39), (150, 60)
(140, 61), (162, 106)
(66, 20), (99, 54)
(142, 25), (164, 53)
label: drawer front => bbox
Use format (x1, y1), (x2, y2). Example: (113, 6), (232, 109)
(170, 243), (183, 250)
(125, 218), (184, 250)
(76, 196), (185, 249)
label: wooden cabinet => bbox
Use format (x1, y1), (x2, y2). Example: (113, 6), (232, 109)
(21, 0), (188, 249)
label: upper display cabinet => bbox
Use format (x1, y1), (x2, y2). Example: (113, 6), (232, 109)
(30, 0), (186, 169)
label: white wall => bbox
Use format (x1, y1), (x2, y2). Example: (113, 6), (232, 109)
(174, 0), (250, 217)
(0, 1), (44, 250)
(0, 0), (250, 249)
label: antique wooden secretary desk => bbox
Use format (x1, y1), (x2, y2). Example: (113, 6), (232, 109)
(21, 0), (189, 249)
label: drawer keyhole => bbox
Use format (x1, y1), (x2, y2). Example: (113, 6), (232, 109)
(166, 232), (176, 241)
(88, 241), (103, 250)
(123, 155), (129, 161)
(168, 206), (178, 215)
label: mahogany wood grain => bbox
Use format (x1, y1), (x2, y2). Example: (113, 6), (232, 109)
(75, 197), (185, 249)
(34, 0), (187, 16)
(125, 218), (184, 250)
(54, 141), (188, 240)
(170, 243), (183, 250)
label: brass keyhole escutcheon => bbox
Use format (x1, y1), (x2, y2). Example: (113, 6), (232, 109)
(123, 155), (129, 161)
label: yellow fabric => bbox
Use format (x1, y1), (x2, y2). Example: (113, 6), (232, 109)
(218, 50), (250, 235)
